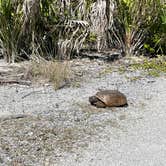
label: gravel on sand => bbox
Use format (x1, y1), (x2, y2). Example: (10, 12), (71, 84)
(0, 59), (166, 165)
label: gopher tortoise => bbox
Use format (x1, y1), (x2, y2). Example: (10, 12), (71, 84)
(89, 90), (128, 108)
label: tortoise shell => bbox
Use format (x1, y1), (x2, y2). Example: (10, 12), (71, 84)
(89, 90), (127, 108)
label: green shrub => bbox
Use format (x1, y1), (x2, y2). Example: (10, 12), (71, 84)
(110, 0), (165, 56)
(144, 1), (166, 55)
(0, 0), (90, 62)
(131, 55), (166, 76)
(0, 0), (23, 62)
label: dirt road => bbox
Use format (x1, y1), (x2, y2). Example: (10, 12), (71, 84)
(0, 59), (166, 165)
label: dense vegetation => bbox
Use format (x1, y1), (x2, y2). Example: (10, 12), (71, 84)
(0, 0), (165, 63)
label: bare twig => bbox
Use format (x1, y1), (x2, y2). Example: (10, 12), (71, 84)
(0, 79), (31, 86)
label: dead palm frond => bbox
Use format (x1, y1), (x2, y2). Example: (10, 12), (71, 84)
(22, 0), (40, 34)
(57, 19), (90, 59)
(89, 0), (115, 51)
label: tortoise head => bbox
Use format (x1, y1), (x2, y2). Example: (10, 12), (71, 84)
(89, 95), (106, 108)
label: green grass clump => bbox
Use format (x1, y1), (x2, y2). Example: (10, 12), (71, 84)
(131, 56), (166, 77)
(99, 67), (112, 76)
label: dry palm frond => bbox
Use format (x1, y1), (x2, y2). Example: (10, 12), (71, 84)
(89, 0), (115, 51)
(71, 0), (87, 19)
(57, 20), (90, 59)
(22, 0), (40, 34)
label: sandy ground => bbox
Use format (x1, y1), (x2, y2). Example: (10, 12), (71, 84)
(0, 58), (166, 165)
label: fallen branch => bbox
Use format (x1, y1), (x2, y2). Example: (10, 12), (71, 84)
(0, 114), (30, 121)
(0, 79), (31, 86)
(21, 90), (43, 99)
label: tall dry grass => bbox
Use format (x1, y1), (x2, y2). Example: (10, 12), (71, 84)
(25, 57), (71, 89)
